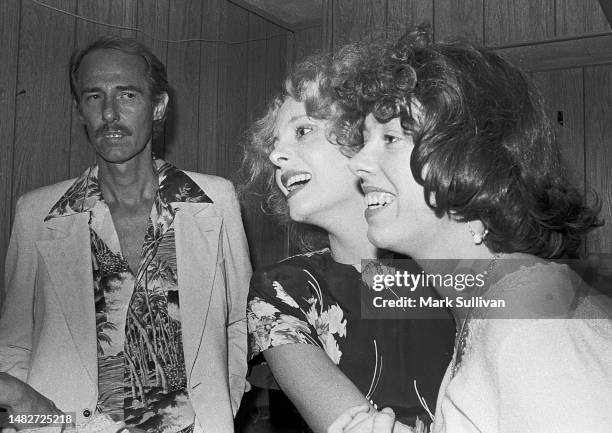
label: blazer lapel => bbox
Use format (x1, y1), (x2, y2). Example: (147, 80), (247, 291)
(36, 212), (97, 385)
(173, 202), (222, 376)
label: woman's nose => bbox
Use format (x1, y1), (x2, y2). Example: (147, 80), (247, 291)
(349, 146), (376, 178)
(269, 144), (291, 167)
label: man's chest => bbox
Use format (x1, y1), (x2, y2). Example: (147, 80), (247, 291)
(107, 203), (153, 273)
(112, 212), (150, 273)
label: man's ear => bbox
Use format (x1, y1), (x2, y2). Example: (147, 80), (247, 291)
(153, 92), (169, 120)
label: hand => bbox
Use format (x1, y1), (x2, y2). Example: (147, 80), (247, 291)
(328, 405), (413, 433)
(0, 373), (63, 429)
(328, 404), (372, 433)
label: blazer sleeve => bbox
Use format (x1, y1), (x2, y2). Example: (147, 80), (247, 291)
(219, 181), (252, 414)
(0, 196), (36, 381)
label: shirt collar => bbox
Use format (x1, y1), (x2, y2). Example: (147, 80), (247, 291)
(45, 158), (212, 222)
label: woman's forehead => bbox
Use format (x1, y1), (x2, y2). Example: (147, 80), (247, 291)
(274, 98), (314, 132)
(277, 97), (305, 120)
(270, 97), (306, 140)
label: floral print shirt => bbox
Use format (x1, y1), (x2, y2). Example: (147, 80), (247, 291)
(45, 159), (212, 433)
(247, 249), (455, 423)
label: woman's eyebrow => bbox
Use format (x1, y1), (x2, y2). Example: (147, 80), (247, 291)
(288, 114), (309, 123)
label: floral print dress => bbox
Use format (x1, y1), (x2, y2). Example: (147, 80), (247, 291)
(247, 249), (455, 423)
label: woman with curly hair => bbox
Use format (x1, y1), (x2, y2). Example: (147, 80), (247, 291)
(329, 31), (612, 433)
(239, 44), (453, 433)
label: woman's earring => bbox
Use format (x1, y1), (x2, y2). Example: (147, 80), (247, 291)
(467, 221), (488, 245)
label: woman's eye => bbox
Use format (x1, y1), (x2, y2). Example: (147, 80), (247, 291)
(296, 126), (313, 138)
(383, 134), (400, 145)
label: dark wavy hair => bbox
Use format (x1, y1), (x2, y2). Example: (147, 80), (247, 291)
(238, 43), (378, 251)
(70, 36), (169, 138)
(337, 30), (601, 258)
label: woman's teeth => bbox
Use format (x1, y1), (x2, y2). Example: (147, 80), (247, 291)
(286, 173), (312, 192)
(365, 191), (394, 208)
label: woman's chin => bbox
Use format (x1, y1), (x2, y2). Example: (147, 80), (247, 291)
(367, 227), (404, 254)
(288, 207), (310, 224)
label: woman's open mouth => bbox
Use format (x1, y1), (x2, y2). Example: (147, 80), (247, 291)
(282, 171), (312, 196)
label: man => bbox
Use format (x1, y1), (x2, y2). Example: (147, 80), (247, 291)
(0, 36), (251, 432)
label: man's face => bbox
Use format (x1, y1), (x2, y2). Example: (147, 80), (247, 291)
(75, 48), (167, 164)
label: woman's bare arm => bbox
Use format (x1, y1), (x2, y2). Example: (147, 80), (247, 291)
(264, 344), (371, 433)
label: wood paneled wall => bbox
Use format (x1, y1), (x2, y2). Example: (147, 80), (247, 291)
(583, 66), (612, 253)
(0, 0), (297, 298)
(3, 1), (610, 299)
(322, 0), (612, 255)
(322, 0), (610, 47)
(293, 25), (324, 63)
(0, 2), (20, 306)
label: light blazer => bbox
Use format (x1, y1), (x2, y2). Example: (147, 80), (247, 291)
(0, 172), (252, 432)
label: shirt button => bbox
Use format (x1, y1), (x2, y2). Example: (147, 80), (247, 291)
(83, 409), (91, 417)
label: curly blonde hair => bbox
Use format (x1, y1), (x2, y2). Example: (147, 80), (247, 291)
(237, 42), (380, 251)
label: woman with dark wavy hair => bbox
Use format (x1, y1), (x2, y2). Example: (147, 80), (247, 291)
(239, 44), (453, 433)
(329, 31), (612, 433)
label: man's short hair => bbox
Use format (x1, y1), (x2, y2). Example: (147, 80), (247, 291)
(70, 36), (169, 137)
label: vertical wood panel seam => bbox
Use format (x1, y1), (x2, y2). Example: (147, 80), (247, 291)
(330, 0), (334, 52)
(432, 0), (436, 42)
(163, 0), (170, 157)
(553, 0), (557, 36)
(134, 0), (139, 39)
(262, 21), (272, 96)
(196, 1), (205, 169)
(216, 3), (227, 175)
(581, 67), (586, 196)
(217, 2), (223, 175)
(582, 66), (588, 253)
(331, 0), (334, 52)
(68, 0), (79, 177)
(294, 29), (300, 65)
(384, 0), (388, 38)
(9, 0), (25, 225)
(163, 0), (170, 62)
(246, 14), (252, 144)
(284, 28), (293, 257)
(211, 1), (221, 175)
(482, 0), (486, 46)
(264, 21), (270, 97)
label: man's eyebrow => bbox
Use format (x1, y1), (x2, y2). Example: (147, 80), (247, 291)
(80, 85), (144, 94)
(116, 85), (144, 93)
(80, 86), (103, 94)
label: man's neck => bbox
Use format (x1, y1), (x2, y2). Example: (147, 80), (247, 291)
(97, 155), (158, 208)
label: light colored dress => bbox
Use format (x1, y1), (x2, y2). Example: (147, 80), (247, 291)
(432, 262), (612, 433)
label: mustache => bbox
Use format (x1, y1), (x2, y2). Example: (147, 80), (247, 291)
(95, 124), (132, 138)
